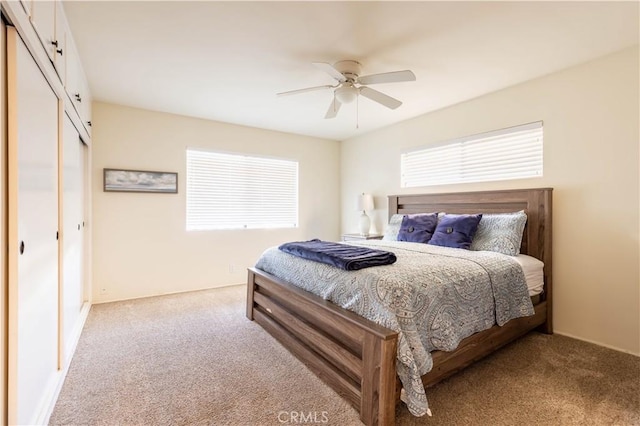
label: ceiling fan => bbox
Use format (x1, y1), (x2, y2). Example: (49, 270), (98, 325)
(277, 60), (416, 119)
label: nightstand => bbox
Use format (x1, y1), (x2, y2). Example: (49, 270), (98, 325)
(342, 233), (384, 242)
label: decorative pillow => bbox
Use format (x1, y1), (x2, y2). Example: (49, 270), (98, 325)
(428, 214), (483, 250)
(397, 213), (438, 244)
(470, 210), (527, 256)
(382, 214), (405, 241)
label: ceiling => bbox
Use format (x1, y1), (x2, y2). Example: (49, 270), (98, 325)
(62, 1), (639, 141)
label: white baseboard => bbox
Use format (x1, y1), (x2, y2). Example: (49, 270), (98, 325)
(554, 330), (640, 357)
(91, 282), (245, 305)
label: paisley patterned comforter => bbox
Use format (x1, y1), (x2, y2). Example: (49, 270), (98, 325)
(255, 240), (534, 417)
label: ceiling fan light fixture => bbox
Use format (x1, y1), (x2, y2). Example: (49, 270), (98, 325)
(279, 60), (415, 119)
(335, 84), (358, 104)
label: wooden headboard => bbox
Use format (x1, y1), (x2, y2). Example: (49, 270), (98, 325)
(388, 188), (553, 311)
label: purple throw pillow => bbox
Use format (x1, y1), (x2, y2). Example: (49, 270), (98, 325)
(397, 213), (438, 244)
(428, 214), (483, 250)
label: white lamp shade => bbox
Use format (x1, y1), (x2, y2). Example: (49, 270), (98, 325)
(357, 193), (374, 211)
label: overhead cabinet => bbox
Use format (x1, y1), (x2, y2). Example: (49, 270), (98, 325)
(25, 0), (92, 134)
(18, 0), (29, 16)
(65, 32), (92, 134)
(27, 0), (56, 61)
(53, 0), (66, 84)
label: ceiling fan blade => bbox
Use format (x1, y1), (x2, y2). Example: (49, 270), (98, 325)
(324, 97), (342, 119)
(277, 85), (335, 97)
(312, 62), (347, 83)
(359, 86), (402, 109)
(358, 70), (416, 85)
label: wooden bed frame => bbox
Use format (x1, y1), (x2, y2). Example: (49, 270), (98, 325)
(246, 188), (553, 425)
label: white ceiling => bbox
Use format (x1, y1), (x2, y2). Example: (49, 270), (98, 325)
(63, 1), (639, 141)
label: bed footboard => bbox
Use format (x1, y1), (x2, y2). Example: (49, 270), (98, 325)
(247, 267), (398, 426)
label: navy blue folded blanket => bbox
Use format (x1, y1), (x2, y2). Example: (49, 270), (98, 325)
(278, 239), (397, 271)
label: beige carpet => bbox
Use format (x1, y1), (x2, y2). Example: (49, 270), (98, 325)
(50, 285), (639, 425)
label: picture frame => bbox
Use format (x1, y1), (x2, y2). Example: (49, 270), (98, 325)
(103, 168), (178, 193)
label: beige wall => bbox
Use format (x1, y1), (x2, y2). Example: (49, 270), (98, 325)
(341, 46), (639, 355)
(92, 103), (340, 303)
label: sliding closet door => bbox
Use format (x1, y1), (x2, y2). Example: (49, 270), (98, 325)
(62, 114), (83, 362)
(7, 28), (59, 425)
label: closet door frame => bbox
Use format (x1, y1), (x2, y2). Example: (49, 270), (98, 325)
(6, 24), (18, 426)
(1, 17), (7, 426)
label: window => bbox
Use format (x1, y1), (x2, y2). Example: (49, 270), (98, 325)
(186, 149), (298, 230)
(401, 121), (543, 188)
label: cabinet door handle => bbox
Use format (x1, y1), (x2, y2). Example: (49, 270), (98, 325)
(75, 93), (82, 103)
(51, 40), (59, 47)
(19, 241), (24, 255)
(56, 48), (63, 56)
(77, 224), (81, 231)
(87, 121), (92, 127)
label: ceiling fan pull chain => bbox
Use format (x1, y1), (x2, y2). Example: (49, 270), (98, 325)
(356, 95), (359, 129)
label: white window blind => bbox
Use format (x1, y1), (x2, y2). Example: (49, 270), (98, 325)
(401, 121), (543, 188)
(186, 149), (298, 230)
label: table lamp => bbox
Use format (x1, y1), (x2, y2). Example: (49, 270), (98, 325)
(357, 193), (374, 236)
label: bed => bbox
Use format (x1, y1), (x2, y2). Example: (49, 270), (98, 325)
(246, 188), (552, 425)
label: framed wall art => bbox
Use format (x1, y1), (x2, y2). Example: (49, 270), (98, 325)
(103, 168), (178, 193)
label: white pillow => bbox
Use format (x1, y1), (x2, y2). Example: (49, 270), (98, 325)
(382, 214), (405, 241)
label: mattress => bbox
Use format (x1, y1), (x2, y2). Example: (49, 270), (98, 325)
(514, 254), (545, 296)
